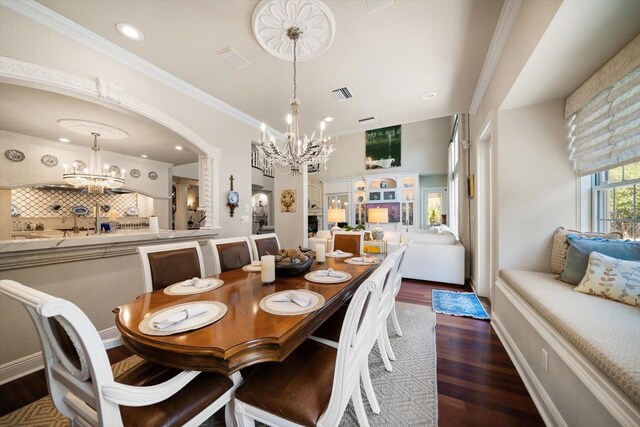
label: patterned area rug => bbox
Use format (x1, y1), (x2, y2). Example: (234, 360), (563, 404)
(0, 302), (437, 427)
(432, 290), (490, 320)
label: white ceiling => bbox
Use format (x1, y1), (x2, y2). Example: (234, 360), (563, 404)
(35, 0), (504, 136)
(0, 83), (197, 164)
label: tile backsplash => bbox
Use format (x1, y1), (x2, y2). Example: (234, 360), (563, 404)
(11, 188), (154, 218)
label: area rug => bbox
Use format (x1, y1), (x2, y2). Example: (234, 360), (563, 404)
(432, 289), (490, 320)
(1, 302), (438, 427)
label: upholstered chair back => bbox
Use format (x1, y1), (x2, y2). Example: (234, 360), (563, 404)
(249, 233), (281, 259)
(208, 237), (253, 275)
(137, 242), (204, 292)
(332, 231), (365, 255)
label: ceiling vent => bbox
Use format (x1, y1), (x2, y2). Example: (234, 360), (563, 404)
(216, 47), (252, 70)
(332, 87), (353, 101)
(358, 116), (378, 125)
(363, 0), (394, 14)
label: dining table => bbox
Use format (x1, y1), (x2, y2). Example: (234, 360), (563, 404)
(115, 256), (378, 376)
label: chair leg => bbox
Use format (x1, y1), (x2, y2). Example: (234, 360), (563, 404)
(391, 305), (403, 336)
(360, 359), (380, 414)
(383, 324), (396, 361)
(376, 335), (393, 372)
(352, 385), (371, 427)
(225, 401), (236, 427)
(234, 402), (256, 427)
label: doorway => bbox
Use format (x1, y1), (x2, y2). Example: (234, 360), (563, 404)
(476, 122), (494, 299)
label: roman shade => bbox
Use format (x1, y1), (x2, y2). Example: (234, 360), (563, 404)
(568, 64), (640, 175)
(566, 34), (640, 176)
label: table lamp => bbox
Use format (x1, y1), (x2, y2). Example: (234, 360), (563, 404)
(327, 208), (346, 233)
(368, 207), (389, 240)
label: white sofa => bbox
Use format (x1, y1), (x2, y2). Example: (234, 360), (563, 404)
(493, 269), (640, 426)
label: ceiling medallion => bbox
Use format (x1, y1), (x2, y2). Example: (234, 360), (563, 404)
(57, 119), (129, 140)
(252, 0), (336, 61)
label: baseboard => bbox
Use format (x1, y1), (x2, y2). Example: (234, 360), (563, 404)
(0, 326), (120, 385)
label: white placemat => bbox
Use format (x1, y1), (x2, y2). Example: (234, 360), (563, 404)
(163, 278), (224, 295)
(242, 264), (261, 272)
(139, 301), (227, 336)
(344, 257), (379, 265)
(325, 251), (353, 258)
(259, 290), (325, 316)
(304, 270), (352, 284)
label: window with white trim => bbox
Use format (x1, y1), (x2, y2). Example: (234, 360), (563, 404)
(593, 160), (640, 240)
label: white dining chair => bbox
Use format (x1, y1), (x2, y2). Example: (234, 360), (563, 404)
(248, 233), (281, 259)
(208, 236), (253, 275)
(234, 258), (392, 427)
(0, 279), (238, 427)
(137, 241), (205, 292)
(331, 230), (365, 255)
(385, 243), (409, 360)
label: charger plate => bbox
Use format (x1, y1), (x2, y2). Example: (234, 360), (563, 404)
(345, 257), (379, 265)
(259, 290), (325, 316)
(163, 278), (223, 295)
(242, 264), (261, 272)
(304, 270), (352, 284)
(139, 301), (227, 336)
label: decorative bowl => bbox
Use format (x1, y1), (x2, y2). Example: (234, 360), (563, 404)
(275, 256), (315, 277)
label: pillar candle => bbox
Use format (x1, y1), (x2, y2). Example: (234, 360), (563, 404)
(261, 255), (275, 284)
(315, 243), (326, 263)
(149, 216), (159, 233)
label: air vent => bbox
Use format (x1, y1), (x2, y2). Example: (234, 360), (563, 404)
(363, 0), (394, 14)
(216, 47), (252, 70)
(332, 87), (353, 101)
(358, 116), (378, 125)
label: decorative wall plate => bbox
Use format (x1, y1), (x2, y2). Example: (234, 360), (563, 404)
(127, 206), (139, 216)
(5, 149), (25, 162)
(148, 171), (158, 180)
(109, 165), (121, 175)
(130, 169), (141, 178)
(41, 154), (58, 167)
(10, 204), (20, 217)
(74, 160), (87, 171)
(71, 205), (90, 216)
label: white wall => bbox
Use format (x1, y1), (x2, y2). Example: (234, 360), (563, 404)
(497, 99), (576, 271)
(171, 162), (199, 180)
(274, 172), (307, 249)
(314, 117), (450, 181)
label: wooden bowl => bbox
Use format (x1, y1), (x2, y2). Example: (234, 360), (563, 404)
(275, 256), (315, 277)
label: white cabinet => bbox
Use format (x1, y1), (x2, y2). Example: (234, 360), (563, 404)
(322, 172), (420, 231)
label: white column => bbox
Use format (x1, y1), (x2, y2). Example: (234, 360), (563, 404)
(0, 189), (12, 241)
(175, 183), (189, 230)
(198, 154), (220, 230)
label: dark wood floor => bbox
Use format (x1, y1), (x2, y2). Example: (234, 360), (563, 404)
(0, 279), (544, 426)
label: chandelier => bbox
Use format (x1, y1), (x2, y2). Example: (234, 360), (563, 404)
(256, 27), (334, 175)
(63, 132), (124, 193)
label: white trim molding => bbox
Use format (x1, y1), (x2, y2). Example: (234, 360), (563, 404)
(469, 0), (523, 115)
(0, 326), (120, 385)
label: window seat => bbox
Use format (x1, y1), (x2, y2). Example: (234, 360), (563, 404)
(493, 269), (640, 426)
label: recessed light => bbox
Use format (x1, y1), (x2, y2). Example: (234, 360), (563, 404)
(141, 154), (148, 158)
(116, 23), (144, 41)
(175, 145), (183, 150)
(422, 92), (437, 100)
(58, 137), (70, 143)
(323, 116), (334, 122)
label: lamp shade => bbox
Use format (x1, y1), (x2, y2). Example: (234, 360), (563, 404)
(327, 208), (346, 223)
(368, 207), (389, 224)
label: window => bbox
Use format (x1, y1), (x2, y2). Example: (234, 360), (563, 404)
(594, 161), (640, 240)
(448, 124), (459, 235)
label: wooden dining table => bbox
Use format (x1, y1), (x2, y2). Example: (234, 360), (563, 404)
(115, 257), (378, 376)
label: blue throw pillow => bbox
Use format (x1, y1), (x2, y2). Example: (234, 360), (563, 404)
(561, 236), (640, 285)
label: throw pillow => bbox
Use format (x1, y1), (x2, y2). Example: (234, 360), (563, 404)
(574, 252), (640, 307)
(561, 236), (640, 285)
(550, 227), (623, 274)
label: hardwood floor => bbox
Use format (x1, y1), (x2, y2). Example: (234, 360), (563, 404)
(0, 280), (544, 426)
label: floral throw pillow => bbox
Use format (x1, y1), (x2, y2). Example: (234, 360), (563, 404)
(574, 252), (640, 307)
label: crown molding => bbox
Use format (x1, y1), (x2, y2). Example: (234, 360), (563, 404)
(469, 0), (523, 115)
(0, 0), (282, 139)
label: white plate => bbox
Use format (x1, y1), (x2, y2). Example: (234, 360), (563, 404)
(325, 251), (353, 258)
(344, 257), (379, 265)
(304, 270), (352, 284)
(127, 206), (139, 216)
(242, 264), (261, 272)
(259, 290), (325, 316)
(163, 278), (224, 295)
(139, 301), (227, 336)
(71, 205), (89, 216)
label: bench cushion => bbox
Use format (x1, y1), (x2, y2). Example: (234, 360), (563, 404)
(501, 269), (640, 405)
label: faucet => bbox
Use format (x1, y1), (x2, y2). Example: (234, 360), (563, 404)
(62, 213), (80, 234)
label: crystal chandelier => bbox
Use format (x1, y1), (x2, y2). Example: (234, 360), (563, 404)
(63, 132), (125, 193)
(257, 27), (334, 175)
